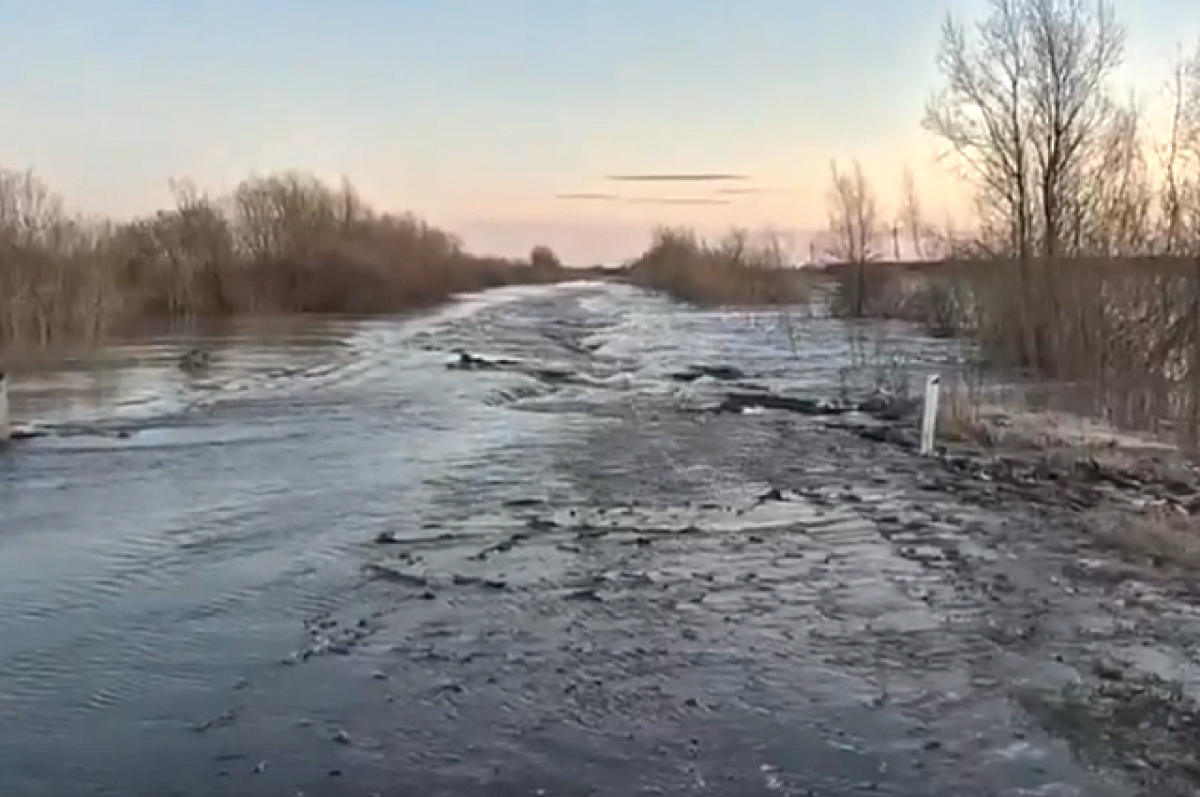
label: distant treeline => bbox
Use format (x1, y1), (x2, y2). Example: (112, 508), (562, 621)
(0, 168), (577, 353)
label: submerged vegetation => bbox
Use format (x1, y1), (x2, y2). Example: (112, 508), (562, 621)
(0, 169), (570, 354)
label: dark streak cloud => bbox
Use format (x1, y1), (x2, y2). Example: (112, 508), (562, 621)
(605, 173), (750, 182)
(625, 197), (730, 205)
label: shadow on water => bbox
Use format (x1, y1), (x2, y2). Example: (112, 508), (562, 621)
(0, 281), (1136, 796)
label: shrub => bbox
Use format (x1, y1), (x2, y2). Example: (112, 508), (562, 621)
(625, 227), (807, 306)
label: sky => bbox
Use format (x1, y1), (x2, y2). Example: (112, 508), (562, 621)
(1, 0), (1198, 264)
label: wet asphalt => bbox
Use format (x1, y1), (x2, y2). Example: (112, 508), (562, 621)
(0, 282), (1177, 796)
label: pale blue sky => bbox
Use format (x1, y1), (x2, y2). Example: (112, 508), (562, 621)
(2, 0), (1197, 262)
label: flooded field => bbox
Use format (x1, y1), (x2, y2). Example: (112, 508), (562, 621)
(0, 281), (1193, 796)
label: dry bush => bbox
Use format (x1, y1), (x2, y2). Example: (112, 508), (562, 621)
(897, 1), (1200, 447)
(812, 260), (967, 328)
(835, 324), (920, 400)
(893, 272), (974, 338)
(1088, 506), (1200, 571)
(861, 251), (1200, 447)
(529, 245), (561, 272)
(927, 258), (1199, 441)
(823, 265), (888, 318)
(626, 227), (807, 306)
(0, 167), (573, 352)
(930, 375), (1127, 451)
(818, 263), (912, 320)
(935, 378), (1002, 446)
(0, 170), (127, 349)
(823, 160), (884, 318)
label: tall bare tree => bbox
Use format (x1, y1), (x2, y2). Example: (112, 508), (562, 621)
(1073, 96), (1151, 257)
(925, 0), (1124, 260)
(824, 160), (882, 316)
(1026, 0), (1125, 258)
(1170, 44), (1200, 440)
(925, 0), (1032, 260)
(924, 0), (1125, 370)
(899, 165), (922, 259)
(1162, 45), (1200, 255)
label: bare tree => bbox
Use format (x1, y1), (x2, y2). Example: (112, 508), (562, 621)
(899, 164), (927, 259)
(0, 168), (66, 249)
(530, 245), (561, 270)
(1160, 55), (1190, 256)
(1170, 44), (1200, 439)
(1073, 96), (1152, 257)
(1025, 0), (1125, 258)
(824, 160), (882, 316)
(1162, 45), (1200, 255)
(925, 0), (1124, 260)
(925, 0), (1032, 260)
(924, 0), (1125, 370)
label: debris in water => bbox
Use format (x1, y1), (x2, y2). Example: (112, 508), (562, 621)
(1094, 660), (1125, 681)
(670, 364), (746, 383)
(178, 348), (212, 374)
(366, 563), (428, 587)
(504, 497), (546, 508)
(193, 709), (236, 733)
(718, 392), (843, 416)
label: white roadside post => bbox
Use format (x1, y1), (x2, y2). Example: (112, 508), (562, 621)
(920, 374), (940, 456)
(0, 370), (9, 442)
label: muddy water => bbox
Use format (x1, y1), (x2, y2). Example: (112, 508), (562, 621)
(0, 282), (1132, 796)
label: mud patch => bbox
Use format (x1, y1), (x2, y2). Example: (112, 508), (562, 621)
(1021, 671), (1200, 797)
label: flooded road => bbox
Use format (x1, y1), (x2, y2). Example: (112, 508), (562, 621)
(0, 282), (1153, 795)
